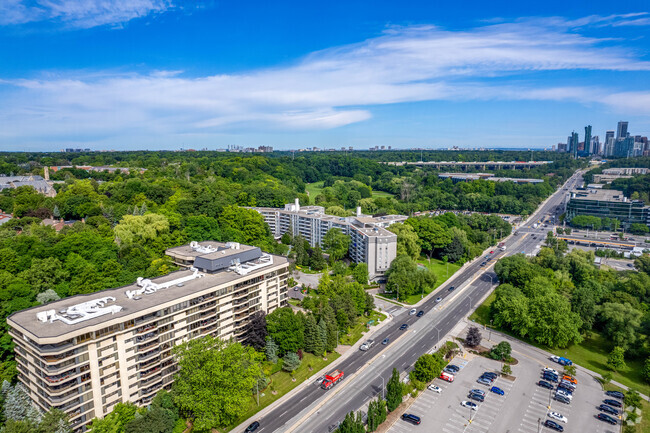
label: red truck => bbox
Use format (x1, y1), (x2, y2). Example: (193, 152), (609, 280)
(321, 370), (344, 390)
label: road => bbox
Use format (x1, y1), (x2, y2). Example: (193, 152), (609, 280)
(250, 170), (585, 433)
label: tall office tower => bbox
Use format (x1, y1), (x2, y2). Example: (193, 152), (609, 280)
(605, 137), (616, 157)
(570, 131), (579, 159)
(616, 121), (628, 140)
(605, 130), (615, 144)
(584, 125), (592, 155)
(591, 136), (600, 155)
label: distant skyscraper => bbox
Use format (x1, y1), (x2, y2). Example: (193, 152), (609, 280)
(605, 130), (614, 143)
(616, 121), (628, 140)
(569, 131), (579, 159)
(584, 125), (592, 155)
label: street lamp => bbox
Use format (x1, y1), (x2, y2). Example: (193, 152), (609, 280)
(489, 320), (493, 341)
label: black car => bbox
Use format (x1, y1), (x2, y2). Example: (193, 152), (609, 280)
(446, 365), (460, 372)
(543, 374), (558, 383)
(554, 395), (570, 405)
(598, 404), (619, 416)
(448, 286), (455, 292)
(605, 390), (625, 399)
(401, 414), (421, 425)
(399, 324), (409, 330)
(604, 399), (622, 408)
(544, 420), (564, 432)
(245, 421), (260, 432)
(480, 262), (486, 266)
(479, 375), (495, 383)
(482, 372), (497, 379)
(557, 384), (574, 394)
(416, 311), (424, 318)
(469, 392), (485, 402)
(597, 413), (618, 425)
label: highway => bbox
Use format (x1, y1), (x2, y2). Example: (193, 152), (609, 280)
(250, 170), (584, 433)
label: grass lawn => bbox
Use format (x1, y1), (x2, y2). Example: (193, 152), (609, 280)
(470, 294), (650, 396)
(305, 181), (394, 200)
(381, 258), (461, 305)
(339, 310), (387, 345)
(225, 352), (341, 431)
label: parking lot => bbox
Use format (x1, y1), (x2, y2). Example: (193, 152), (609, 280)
(388, 343), (622, 433)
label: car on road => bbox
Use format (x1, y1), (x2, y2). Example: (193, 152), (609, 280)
(382, 338), (390, 345)
(401, 414), (421, 425)
(597, 413), (618, 425)
(490, 250), (494, 254)
(548, 411), (567, 423)
(427, 384), (441, 393)
(469, 392), (484, 402)
(604, 399), (622, 408)
(399, 324), (409, 331)
(314, 376), (324, 385)
(598, 404), (619, 416)
(359, 340), (374, 351)
(490, 386), (504, 395)
(245, 421), (260, 432)
(605, 390), (625, 399)
(435, 297), (442, 303)
(538, 380), (553, 390)
(477, 377), (492, 386)
(480, 262), (486, 266)
(409, 308), (416, 315)
(543, 367), (559, 376)
(550, 355), (560, 362)
(416, 311), (424, 317)
(544, 419), (564, 432)
(461, 401), (478, 410)
(447, 286), (455, 292)
(469, 388), (486, 397)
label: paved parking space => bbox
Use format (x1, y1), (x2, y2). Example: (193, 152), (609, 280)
(386, 345), (621, 433)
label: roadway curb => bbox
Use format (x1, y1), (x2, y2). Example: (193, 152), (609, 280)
(232, 313), (395, 432)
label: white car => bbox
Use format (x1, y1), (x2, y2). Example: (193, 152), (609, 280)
(548, 411), (568, 423)
(461, 401), (478, 410)
(409, 308), (416, 315)
(556, 389), (573, 399)
(550, 355), (560, 363)
(544, 367), (559, 376)
(427, 384), (442, 393)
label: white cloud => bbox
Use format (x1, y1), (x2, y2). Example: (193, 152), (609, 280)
(1, 15), (650, 146)
(0, 0), (172, 28)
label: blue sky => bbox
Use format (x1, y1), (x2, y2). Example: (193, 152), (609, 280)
(1, 1), (650, 151)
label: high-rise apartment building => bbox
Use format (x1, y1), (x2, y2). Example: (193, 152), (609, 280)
(7, 242), (288, 432)
(616, 121), (629, 140)
(252, 199), (404, 280)
(569, 131), (579, 158)
(583, 125), (592, 155)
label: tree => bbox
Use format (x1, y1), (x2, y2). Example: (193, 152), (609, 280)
(338, 411), (365, 433)
(303, 314), (319, 354)
(322, 304), (338, 351)
(465, 326), (482, 347)
(411, 353), (445, 383)
(386, 368), (402, 412)
(644, 357), (650, 384)
(36, 289), (60, 305)
(86, 413), (121, 433)
(124, 406), (176, 433)
(172, 336), (263, 429)
(352, 263), (369, 285)
(245, 311), (267, 351)
(501, 364), (512, 375)
(624, 390), (642, 409)
(265, 338), (278, 363)
(309, 246), (327, 271)
(282, 352), (301, 372)
(385, 255), (436, 300)
(322, 228), (350, 263)
(489, 341), (512, 361)
(315, 318), (327, 355)
(4, 383), (41, 423)
(600, 372), (613, 385)
(366, 397), (387, 432)
(114, 213), (170, 245)
(630, 223), (649, 235)
(265, 307), (305, 356)
(387, 223), (421, 260)
(607, 346), (627, 371)
(598, 302), (643, 349)
(635, 254), (650, 274)
(563, 364), (577, 377)
(443, 236), (465, 262)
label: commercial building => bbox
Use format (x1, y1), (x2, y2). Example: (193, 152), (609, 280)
(602, 167), (649, 176)
(437, 173), (544, 184)
(566, 189), (650, 229)
(7, 241), (289, 431)
(0, 175), (56, 197)
(252, 199), (404, 280)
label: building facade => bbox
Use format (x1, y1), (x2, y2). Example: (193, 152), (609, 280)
(566, 189), (650, 229)
(252, 199), (404, 280)
(7, 241), (289, 431)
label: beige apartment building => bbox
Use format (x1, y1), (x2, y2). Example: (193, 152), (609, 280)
(7, 241), (288, 431)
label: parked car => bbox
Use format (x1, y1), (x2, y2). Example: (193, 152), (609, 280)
(555, 389), (572, 400)
(477, 377), (492, 386)
(446, 365), (460, 372)
(427, 384), (442, 393)
(461, 401), (478, 410)
(598, 404), (619, 416)
(482, 372), (498, 379)
(470, 389), (486, 397)
(440, 372), (455, 382)
(401, 414), (421, 425)
(544, 420), (564, 432)
(605, 390), (625, 399)
(559, 380), (576, 391)
(543, 367), (559, 376)
(553, 394), (571, 404)
(604, 399), (622, 408)
(245, 421), (260, 432)
(469, 392), (484, 402)
(597, 413), (618, 425)
(490, 386), (504, 395)
(562, 375), (577, 384)
(547, 411), (567, 423)
(542, 374), (558, 383)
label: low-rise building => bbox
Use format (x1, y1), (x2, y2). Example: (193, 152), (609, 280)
(252, 199), (405, 280)
(7, 241), (288, 431)
(0, 175), (56, 197)
(566, 189), (650, 229)
(437, 173), (544, 184)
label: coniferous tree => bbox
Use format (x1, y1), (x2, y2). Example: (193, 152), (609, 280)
(316, 318), (327, 355)
(386, 368), (402, 412)
(282, 352), (301, 372)
(265, 338), (278, 363)
(4, 383), (41, 423)
(322, 304), (338, 351)
(303, 314), (318, 354)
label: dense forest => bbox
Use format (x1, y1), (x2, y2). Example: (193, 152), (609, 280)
(0, 150), (577, 394)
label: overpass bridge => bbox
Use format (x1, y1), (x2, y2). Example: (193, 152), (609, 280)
(383, 160), (552, 170)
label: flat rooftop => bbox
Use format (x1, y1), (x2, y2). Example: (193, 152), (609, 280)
(570, 189), (630, 202)
(9, 255), (288, 340)
(166, 241), (258, 261)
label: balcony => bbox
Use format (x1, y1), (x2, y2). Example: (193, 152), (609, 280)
(138, 348), (160, 362)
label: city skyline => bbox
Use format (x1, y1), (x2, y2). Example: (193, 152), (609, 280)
(1, 1), (650, 151)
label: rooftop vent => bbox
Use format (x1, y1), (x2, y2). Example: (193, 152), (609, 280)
(229, 253), (273, 276)
(126, 267), (203, 299)
(36, 297), (122, 325)
(189, 241), (218, 254)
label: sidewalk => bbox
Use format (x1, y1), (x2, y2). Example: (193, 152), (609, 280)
(232, 311), (395, 432)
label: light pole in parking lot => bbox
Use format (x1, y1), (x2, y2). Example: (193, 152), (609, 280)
(537, 417), (542, 433)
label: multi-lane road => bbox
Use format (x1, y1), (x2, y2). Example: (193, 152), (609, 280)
(249, 170), (584, 433)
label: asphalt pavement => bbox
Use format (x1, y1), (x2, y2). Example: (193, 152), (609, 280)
(238, 170), (585, 433)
